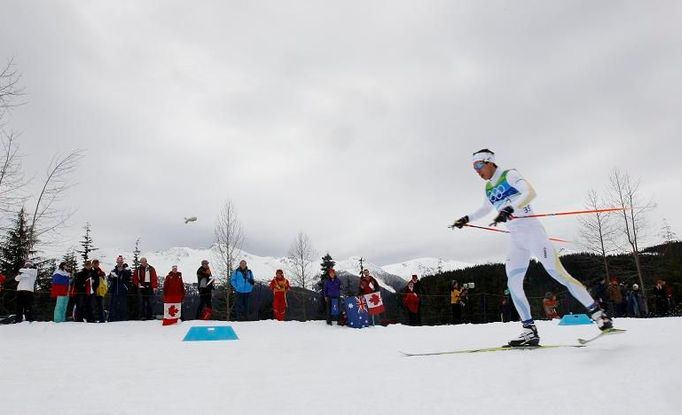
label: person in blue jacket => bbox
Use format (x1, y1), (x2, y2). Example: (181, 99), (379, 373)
(230, 260), (254, 321)
(323, 268), (342, 325)
(626, 283), (646, 317)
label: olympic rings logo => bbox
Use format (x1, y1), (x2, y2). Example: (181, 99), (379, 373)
(487, 184), (510, 202)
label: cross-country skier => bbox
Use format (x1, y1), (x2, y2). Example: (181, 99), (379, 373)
(451, 149), (613, 346)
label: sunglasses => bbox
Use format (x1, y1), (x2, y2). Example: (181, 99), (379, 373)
(473, 161), (487, 170)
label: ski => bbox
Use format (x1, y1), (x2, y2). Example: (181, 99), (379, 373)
(577, 328), (627, 345)
(400, 344), (586, 357)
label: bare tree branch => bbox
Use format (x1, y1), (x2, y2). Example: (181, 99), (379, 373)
(286, 231), (316, 321)
(0, 58), (26, 122)
(578, 188), (620, 278)
(608, 168), (656, 313)
(0, 59), (28, 218)
(287, 231), (316, 290)
(0, 131), (27, 216)
(212, 199), (245, 321)
(27, 150), (84, 251)
(659, 218), (678, 244)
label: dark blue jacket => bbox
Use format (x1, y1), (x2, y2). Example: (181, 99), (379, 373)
(108, 266), (131, 296)
(323, 277), (341, 298)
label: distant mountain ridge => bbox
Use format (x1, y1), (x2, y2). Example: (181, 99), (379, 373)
(89, 246), (471, 291)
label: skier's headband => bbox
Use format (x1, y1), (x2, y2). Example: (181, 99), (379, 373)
(472, 151), (495, 164)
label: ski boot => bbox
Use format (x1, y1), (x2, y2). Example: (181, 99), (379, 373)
(507, 324), (540, 347)
(589, 308), (613, 331)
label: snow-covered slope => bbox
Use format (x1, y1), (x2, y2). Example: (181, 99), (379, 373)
(333, 256), (423, 293)
(2, 318), (680, 414)
(381, 257), (471, 279)
(90, 246), (467, 289)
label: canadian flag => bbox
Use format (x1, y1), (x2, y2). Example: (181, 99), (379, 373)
(363, 292), (385, 316)
(163, 302), (182, 326)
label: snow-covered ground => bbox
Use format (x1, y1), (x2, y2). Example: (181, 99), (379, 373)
(2, 317), (679, 414)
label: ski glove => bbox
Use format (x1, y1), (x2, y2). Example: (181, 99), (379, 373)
(491, 206), (514, 226)
(450, 216), (469, 229)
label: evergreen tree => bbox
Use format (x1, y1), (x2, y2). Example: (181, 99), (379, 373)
(317, 252), (336, 295)
(320, 253), (335, 277)
(75, 222), (98, 266)
(62, 248), (79, 276)
(0, 207), (34, 316)
(128, 237), (142, 321)
(33, 257), (56, 295)
(132, 237), (141, 270)
(0, 207), (33, 277)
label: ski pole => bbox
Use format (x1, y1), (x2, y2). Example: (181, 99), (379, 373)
(511, 207), (625, 219)
(462, 223), (570, 243)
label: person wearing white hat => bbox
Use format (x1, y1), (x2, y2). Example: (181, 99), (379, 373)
(627, 283), (645, 317)
(451, 148), (613, 346)
(15, 261), (38, 323)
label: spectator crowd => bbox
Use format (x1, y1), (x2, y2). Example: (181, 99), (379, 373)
(0, 259), (676, 326)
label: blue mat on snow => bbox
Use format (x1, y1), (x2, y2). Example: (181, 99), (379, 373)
(183, 326), (239, 341)
(558, 313), (593, 325)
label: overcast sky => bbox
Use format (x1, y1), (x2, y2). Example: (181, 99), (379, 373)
(1, 1), (680, 266)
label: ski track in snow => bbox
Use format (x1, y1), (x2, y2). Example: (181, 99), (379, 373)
(1, 317), (680, 415)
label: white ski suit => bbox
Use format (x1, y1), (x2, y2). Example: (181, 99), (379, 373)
(466, 166), (596, 323)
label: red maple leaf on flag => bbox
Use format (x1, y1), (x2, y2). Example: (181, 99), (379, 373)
(368, 293), (381, 306)
(168, 305), (178, 317)
(363, 292), (385, 316)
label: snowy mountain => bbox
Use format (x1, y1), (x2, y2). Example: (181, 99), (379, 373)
(87, 246), (470, 291)
(333, 256), (428, 293)
(381, 257), (472, 279)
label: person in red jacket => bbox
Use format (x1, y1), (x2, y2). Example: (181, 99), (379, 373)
(269, 269), (290, 321)
(358, 269), (382, 325)
(133, 257), (158, 320)
(358, 269), (380, 295)
(163, 265), (185, 326)
(402, 281), (420, 326)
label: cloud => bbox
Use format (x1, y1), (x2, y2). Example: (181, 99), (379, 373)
(1, 1), (680, 265)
